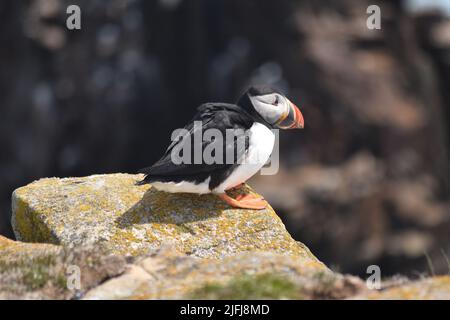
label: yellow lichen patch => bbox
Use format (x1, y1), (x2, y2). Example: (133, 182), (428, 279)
(11, 194), (58, 244)
(0, 235), (60, 256)
(11, 173), (319, 262)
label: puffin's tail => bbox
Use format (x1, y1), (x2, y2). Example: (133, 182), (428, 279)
(136, 166), (153, 186)
(135, 178), (149, 186)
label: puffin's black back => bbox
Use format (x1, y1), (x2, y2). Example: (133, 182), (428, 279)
(139, 103), (254, 189)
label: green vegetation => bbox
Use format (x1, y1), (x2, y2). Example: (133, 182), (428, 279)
(0, 253), (67, 292)
(189, 273), (303, 300)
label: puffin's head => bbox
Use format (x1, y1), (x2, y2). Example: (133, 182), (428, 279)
(237, 85), (304, 129)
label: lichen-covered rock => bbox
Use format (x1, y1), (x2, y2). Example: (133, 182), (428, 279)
(2, 235), (449, 300)
(13, 173), (449, 301)
(0, 234), (61, 258)
(0, 235), (64, 299)
(0, 235), (126, 299)
(12, 174), (318, 260)
(83, 247), (345, 300)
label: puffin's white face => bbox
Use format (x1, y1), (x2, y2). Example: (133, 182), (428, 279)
(249, 92), (304, 129)
(250, 93), (288, 124)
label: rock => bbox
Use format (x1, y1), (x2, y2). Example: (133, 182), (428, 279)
(84, 265), (154, 300)
(12, 173), (317, 260)
(83, 247), (343, 300)
(357, 276), (450, 300)
(9, 173), (449, 300)
(0, 234), (61, 257)
(0, 235), (64, 299)
(2, 236), (449, 300)
(0, 235), (126, 299)
(0, 236), (358, 300)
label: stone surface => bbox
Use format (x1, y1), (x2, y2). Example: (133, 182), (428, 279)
(2, 235), (449, 300)
(0, 235), (126, 299)
(0, 235), (64, 299)
(83, 247), (344, 300)
(12, 174), (317, 260)
(0, 234), (61, 258)
(359, 276), (450, 300)
(6, 173), (450, 300)
(89, 248), (449, 300)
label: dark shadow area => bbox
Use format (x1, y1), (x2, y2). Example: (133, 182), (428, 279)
(115, 187), (224, 229)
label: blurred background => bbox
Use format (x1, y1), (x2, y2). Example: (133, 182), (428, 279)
(1, 0), (449, 277)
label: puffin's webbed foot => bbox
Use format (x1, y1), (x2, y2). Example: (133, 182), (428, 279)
(227, 183), (245, 192)
(218, 192), (268, 210)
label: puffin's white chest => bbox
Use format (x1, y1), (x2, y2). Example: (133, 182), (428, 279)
(151, 177), (211, 194)
(213, 122), (275, 193)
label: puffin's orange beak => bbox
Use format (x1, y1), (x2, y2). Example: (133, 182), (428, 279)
(277, 99), (304, 129)
(289, 101), (304, 129)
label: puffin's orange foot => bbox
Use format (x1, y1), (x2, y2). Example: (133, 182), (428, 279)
(218, 193), (268, 210)
(227, 183), (245, 192)
(235, 193), (264, 201)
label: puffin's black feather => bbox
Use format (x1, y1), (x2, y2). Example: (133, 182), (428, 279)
(139, 103), (253, 189)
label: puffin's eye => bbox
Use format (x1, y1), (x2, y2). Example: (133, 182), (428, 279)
(272, 96), (279, 106)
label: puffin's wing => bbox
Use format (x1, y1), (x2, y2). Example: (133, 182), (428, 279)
(139, 103), (253, 183)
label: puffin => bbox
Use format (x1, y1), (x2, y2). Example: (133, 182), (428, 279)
(138, 85), (304, 209)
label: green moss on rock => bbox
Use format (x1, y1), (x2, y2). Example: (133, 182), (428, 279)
(190, 273), (303, 299)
